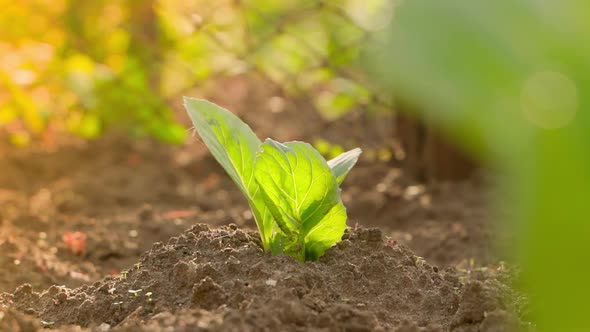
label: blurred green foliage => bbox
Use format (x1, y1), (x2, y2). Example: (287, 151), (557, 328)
(0, 0), (186, 144)
(367, 0), (590, 330)
(314, 138), (345, 160)
(0, 0), (391, 145)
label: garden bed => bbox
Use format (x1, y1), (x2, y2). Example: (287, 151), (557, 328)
(0, 136), (524, 331)
(1, 224), (528, 331)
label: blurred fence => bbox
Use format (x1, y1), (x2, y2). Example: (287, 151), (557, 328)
(0, 0), (394, 144)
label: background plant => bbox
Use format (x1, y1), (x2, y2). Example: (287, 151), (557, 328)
(0, 0), (391, 144)
(366, 0), (590, 330)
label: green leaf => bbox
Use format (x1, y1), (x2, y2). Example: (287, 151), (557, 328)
(254, 139), (347, 260)
(327, 148), (362, 184)
(303, 203), (347, 260)
(184, 97), (260, 194)
(183, 97), (274, 249)
(184, 98), (357, 259)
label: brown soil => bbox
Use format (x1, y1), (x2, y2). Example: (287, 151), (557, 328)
(0, 133), (500, 291)
(1, 225), (529, 331)
(0, 94), (522, 330)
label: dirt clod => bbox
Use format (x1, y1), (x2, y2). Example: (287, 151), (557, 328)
(192, 276), (227, 310)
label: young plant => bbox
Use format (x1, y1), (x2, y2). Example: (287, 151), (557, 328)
(184, 98), (361, 261)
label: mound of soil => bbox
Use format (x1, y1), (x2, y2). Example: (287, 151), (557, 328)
(1, 225), (528, 331)
(0, 134), (501, 297)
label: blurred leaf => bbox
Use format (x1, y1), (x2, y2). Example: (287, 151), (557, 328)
(316, 78), (369, 119)
(313, 138), (332, 156)
(366, 0), (590, 330)
(105, 28), (130, 53)
(0, 106), (18, 124)
(9, 131), (31, 147)
(150, 121), (186, 145)
(77, 113), (101, 138)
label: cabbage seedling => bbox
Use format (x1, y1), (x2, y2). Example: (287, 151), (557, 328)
(184, 98), (361, 261)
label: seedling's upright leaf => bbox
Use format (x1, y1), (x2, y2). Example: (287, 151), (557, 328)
(328, 148), (362, 184)
(183, 97), (274, 248)
(254, 139), (347, 261)
(184, 97), (260, 194)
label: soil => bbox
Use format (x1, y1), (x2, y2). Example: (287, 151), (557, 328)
(0, 135), (499, 290)
(0, 225), (529, 332)
(0, 82), (524, 330)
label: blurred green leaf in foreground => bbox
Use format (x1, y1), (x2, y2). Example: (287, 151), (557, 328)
(366, 0), (590, 330)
